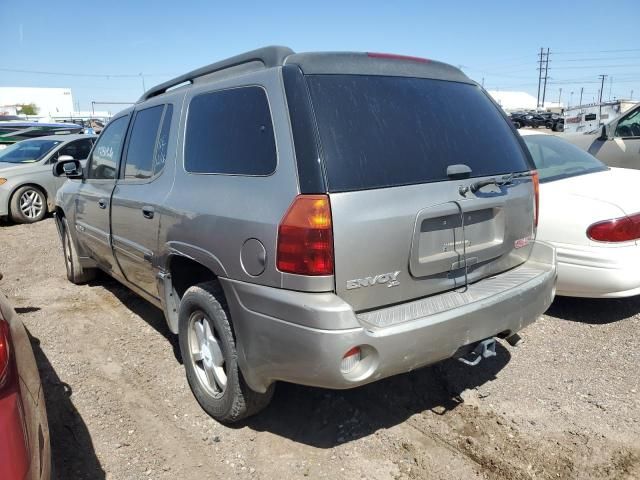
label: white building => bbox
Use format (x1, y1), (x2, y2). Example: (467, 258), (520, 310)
(0, 87), (74, 118)
(487, 90), (564, 113)
(488, 90), (538, 112)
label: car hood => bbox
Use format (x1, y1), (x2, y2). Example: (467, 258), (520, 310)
(0, 161), (42, 175)
(541, 168), (640, 216)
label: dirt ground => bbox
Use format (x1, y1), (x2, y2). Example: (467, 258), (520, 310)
(0, 217), (639, 480)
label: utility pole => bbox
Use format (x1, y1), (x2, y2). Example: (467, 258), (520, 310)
(579, 87), (584, 107)
(481, 77), (485, 88)
(139, 73), (146, 93)
(631, 90), (634, 100)
(608, 76), (613, 101)
(536, 47), (544, 108)
(541, 48), (550, 109)
(598, 74), (607, 125)
(558, 88), (562, 106)
(569, 91), (574, 108)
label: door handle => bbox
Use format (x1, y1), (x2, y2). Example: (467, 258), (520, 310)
(97, 199), (107, 209)
(142, 206), (155, 219)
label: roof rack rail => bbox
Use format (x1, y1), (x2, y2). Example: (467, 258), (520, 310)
(139, 45), (295, 102)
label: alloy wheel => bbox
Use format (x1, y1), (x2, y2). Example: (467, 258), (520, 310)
(188, 311), (227, 397)
(19, 189), (44, 219)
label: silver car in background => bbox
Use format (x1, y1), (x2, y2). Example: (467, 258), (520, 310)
(0, 134), (96, 223)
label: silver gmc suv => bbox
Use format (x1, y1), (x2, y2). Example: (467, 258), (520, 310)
(53, 47), (556, 423)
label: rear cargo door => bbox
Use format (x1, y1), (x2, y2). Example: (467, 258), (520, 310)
(305, 73), (535, 312)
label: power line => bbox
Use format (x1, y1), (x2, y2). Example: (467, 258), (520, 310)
(0, 67), (175, 78)
(553, 48), (640, 55)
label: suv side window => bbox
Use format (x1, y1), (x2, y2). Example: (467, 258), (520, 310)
(54, 138), (95, 163)
(87, 116), (129, 180)
(615, 107), (640, 138)
(184, 87), (276, 175)
(154, 104), (173, 175)
(123, 105), (164, 179)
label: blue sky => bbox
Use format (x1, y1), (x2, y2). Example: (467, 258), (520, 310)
(1, 0), (639, 112)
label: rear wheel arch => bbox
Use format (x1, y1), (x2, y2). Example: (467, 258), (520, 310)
(164, 255), (225, 334)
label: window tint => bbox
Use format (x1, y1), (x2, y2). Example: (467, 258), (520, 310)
(615, 107), (640, 138)
(185, 87), (276, 175)
(88, 116), (129, 180)
(306, 75), (531, 192)
(124, 105), (164, 179)
(154, 104), (173, 175)
(57, 138), (94, 161)
(522, 134), (607, 183)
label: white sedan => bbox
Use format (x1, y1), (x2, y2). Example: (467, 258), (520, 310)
(521, 130), (640, 298)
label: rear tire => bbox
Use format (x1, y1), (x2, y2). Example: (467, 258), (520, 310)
(61, 217), (96, 284)
(10, 185), (47, 223)
(178, 281), (274, 423)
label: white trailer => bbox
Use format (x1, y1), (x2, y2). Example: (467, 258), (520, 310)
(563, 100), (637, 133)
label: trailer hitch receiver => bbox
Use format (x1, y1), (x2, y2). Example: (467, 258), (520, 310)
(457, 338), (497, 366)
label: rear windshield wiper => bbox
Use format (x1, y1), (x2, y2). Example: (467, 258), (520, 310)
(469, 171), (531, 193)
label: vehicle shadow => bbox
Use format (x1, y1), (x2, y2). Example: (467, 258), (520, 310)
(85, 276), (511, 448)
(547, 295), (640, 324)
(239, 344), (511, 448)
(94, 276), (182, 363)
(27, 331), (106, 480)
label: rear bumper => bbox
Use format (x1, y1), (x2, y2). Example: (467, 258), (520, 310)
(553, 242), (640, 298)
(222, 241), (556, 393)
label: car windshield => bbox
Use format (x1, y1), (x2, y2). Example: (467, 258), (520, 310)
(0, 139), (62, 163)
(521, 134), (607, 183)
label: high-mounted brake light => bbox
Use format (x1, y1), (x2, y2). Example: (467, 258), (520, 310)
(277, 195), (334, 276)
(366, 52), (430, 63)
(532, 170), (540, 228)
(587, 212), (640, 243)
(0, 321), (10, 389)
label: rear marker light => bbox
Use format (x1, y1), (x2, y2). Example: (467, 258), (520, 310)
(587, 213), (640, 243)
(340, 347), (362, 374)
(276, 195), (334, 276)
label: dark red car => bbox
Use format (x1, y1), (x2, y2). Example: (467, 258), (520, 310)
(0, 280), (50, 480)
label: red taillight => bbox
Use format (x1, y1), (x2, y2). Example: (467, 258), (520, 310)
(587, 213), (640, 242)
(277, 195), (334, 276)
(532, 170), (540, 228)
(366, 52), (430, 63)
(0, 321), (9, 389)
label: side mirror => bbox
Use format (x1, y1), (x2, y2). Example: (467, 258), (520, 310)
(53, 158), (83, 179)
(598, 124), (612, 141)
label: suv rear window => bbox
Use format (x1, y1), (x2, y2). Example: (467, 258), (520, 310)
(306, 75), (530, 192)
(184, 87), (276, 175)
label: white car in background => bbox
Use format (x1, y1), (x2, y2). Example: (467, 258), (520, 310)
(520, 130), (640, 298)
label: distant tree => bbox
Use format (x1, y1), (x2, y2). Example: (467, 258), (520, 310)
(17, 103), (39, 116)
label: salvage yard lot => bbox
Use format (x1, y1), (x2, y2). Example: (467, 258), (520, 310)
(1, 218), (639, 480)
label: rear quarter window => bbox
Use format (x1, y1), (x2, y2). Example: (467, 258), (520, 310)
(184, 86), (276, 175)
(306, 75), (531, 192)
